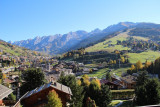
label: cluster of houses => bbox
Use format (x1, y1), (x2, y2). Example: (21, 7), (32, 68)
(0, 52), (141, 107)
(0, 57), (74, 107)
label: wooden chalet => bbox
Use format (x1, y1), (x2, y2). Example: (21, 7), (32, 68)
(121, 75), (136, 89)
(21, 82), (72, 107)
(100, 79), (123, 90)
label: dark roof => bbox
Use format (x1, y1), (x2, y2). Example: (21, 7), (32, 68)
(22, 82), (72, 99)
(100, 79), (124, 87)
(121, 75), (136, 84)
(0, 84), (13, 99)
(100, 79), (119, 86)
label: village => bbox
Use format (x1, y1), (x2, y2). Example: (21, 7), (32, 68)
(1, 1), (160, 106)
(0, 46), (158, 107)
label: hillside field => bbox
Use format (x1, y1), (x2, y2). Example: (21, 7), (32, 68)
(85, 31), (130, 52)
(126, 50), (160, 64)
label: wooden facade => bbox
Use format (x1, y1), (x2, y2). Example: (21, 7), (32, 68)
(21, 82), (72, 107)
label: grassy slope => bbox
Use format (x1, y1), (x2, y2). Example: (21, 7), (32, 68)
(87, 67), (130, 78)
(85, 31), (130, 52)
(87, 68), (109, 78)
(85, 30), (160, 64)
(0, 44), (23, 56)
(132, 36), (149, 41)
(126, 50), (160, 63)
(84, 30), (160, 78)
(0, 41), (37, 56)
(111, 67), (130, 77)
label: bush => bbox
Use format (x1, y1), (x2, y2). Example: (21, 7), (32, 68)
(111, 89), (134, 100)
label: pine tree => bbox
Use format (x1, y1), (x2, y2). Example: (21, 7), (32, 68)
(98, 84), (112, 107)
(88, 79), (101, 106)
(145, 79), (160, 105)
(106, 72), (112, 81)
(45, 91), (62, 107)
(58, 75), (84, 107)
(20, 68), (46, 96)
(135, 72), (160, 106)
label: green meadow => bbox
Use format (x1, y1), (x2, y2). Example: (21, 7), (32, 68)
(126, 50), (160, 64)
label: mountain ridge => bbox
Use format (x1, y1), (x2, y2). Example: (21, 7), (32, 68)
(11, 22), (160, 55)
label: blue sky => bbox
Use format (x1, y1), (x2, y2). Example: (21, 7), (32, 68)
(0, 0), (160, 42)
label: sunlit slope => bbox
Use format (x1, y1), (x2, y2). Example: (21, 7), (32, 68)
(85, 31), (130, 52)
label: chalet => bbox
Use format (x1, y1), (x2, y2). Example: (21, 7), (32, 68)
(21, 82), (72, 107)
(45, 68), (74, 82)
(100, 79), (123, 90)
(82, 68), (90, 74)
(61, 68), (73, 75)
(0, 84), (13, 106)
(121, 75), (136, 89)
(3, 75), (22, 91)
(3, 78), (15, 88)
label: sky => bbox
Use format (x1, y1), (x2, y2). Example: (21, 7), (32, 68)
(0, 0), (160, 42)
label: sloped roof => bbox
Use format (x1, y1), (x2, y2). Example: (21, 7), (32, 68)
(0, 84), (13, 99)
(100, 79), (123, 87)
(22, 82), (72, 100)
(121, 75), (136, 84)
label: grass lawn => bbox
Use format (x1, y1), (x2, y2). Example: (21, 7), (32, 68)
(111, 67), (130, 77)
(87, 68), (109, 79)
(109, 100), (133, 107)
(85, 31), (130, 52)
(132, 36), (149, 41)
(109, 100), (121, 107)
(85, 63), (99, 67)
(126, 50), (160, 64)
(87, 66), (130, 78)
(119, 100), (134, 107)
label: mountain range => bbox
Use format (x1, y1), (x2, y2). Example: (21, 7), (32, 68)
(11, 22), (160, 55)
